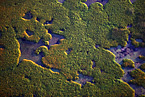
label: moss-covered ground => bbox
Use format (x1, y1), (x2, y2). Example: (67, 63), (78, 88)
(0, 0), (144, 96)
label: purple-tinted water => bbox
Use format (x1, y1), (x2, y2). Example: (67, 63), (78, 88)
(18, 38), (46, 66)
(85, 0), (109, 6)
(136, 39), (143, 43)
(92, 60), (96, 68)
(74, 73), (94, 86)
(18, 31), (65, 67)
(108, 33), (145, 96)
(127, 24), (132, 28)
(58, 0), (65, 3)
(43, 18), (53, 25)
(66, 48), (72, 55)
(36, 17), (41, 22)
(109, 34), (145, 63)
(130, 0), (137, 4)
(26, 29), (34, 36)
(0, 45), (5, 49)
(58, 0), (109, 6)
(130, 84), (145, 96)
(48, 29), (65, 46)
(22, 11), (33, 20)
(95, 44), (100, 48)
(51, 68), (60, 72)
(84, 0), (136, 7)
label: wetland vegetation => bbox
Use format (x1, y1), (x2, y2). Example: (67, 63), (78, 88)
(0, 0), (145, 96)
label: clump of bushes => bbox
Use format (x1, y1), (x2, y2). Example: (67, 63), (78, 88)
(131, 38), (145, 47)
(111, 28), (129, 47)
(139, 55), (145, 61)
(121, 59), (135, 68)
(129, 69), (145, 88)
(140, 63), (145, 70)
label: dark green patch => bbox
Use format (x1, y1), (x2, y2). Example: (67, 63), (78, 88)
(121, 59), (135, 68)
(129, 69), (145, 88)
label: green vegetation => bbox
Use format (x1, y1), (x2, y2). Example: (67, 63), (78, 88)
(104, 0), (134, 27)
(129, 69), (145, 88)
(121, 59), (135, 68)
(140, 63), (145, 70)
(139, 55), (145, 61)
(130, 0), (145, 47)
(111, 27), (129, 46)
(131, 38), (145, 47)
(1, 0), (145, 96)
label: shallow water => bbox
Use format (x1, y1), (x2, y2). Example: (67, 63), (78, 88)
(74, 73), (94, 86)
(130, 84), (145, 96)
(85, 0), (109, 6)
(0, 45), (5, 49)
(58, 0), (137, 7)
(51, 68), (60, 72)
(58, 0), (65, 3)
(26, 29), (34, 36)
(18, 37), (93, 85)
(18, 32), (65, 67)
(18, 38), (45, 66)
(22, 11), (33, 20)
(0, 31), (2, 38)
(130, 0), (137, 3)
(49, 33), (65, 46)
(44, 18), (53, 25)
(92, 60), (96, 68)
(108, 34), (145, 96)
(84, 0), (136, 6)
(48, 29), (65, 46)
(66, 48), (72, 55)
(58, 0), (109, 6)
(109, 35), (145, 64)
(135, 39), (143, 43)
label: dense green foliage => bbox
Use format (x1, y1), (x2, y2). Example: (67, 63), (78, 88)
(130, 0), (145, 47)
(121, 59), (135, 68)
(129, 69), (145, 88)
(1, 0), (144, 96)
(104, 0), (134, 27)
(140, 63), (145, 70)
